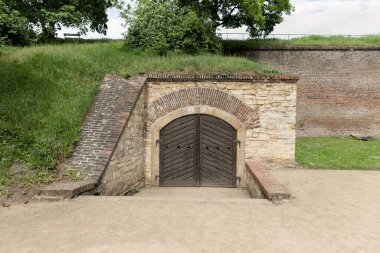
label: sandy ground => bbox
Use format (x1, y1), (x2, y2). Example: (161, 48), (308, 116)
(1, 168), (380, 253)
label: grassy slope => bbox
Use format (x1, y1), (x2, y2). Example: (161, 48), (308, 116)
(296, 137), (380, 170)
(223, 35), (380, 53)
(0, 41), (278, 187)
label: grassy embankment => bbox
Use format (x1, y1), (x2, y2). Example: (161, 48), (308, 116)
(223, 35), (380, 53)
(0, 41), (278, 190)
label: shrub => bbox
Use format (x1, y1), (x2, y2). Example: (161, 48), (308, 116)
(124, 0), (221, 54)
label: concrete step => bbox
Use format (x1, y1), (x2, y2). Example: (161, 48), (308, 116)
(39, 180), (97, 198)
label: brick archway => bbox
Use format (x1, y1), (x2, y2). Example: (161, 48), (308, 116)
(147, 88), (260, 129)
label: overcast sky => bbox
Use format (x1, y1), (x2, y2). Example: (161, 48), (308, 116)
(58, 0), (380, 39)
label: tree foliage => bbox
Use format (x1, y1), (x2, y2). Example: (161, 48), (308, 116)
(1, 0), (119, 45)
(178, 0), (294, 37)
(124, 0), (221, 54)
(0, 1), (35, 46)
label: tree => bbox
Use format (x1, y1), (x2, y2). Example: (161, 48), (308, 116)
(1, 0), (120, 43)
(178, 0), (294, 37)
(0, 1), (36, 46)
(124, 0), (221, 54)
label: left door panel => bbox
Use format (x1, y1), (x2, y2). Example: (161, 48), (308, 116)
(159, 115), (197, 186)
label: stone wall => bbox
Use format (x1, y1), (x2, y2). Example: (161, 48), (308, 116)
(145, 75), (297, 185)
(245, 166), (265, 199)
(244, 48), (380, 136)
(98, 86), (147, 195)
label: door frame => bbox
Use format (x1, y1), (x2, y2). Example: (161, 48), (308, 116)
(148, 105), (246, 187)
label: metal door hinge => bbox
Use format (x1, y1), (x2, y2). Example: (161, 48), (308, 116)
(236, 176), (241, 185)
(234, 140), (241, 147)
(156, 140), (160, 146)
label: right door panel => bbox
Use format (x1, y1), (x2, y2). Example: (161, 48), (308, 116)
(199, 115), (237, 187)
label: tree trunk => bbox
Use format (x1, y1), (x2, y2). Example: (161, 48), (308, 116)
(211, 0), (219, 27)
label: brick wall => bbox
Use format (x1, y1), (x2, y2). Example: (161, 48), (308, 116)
(244, 48), (380, 136)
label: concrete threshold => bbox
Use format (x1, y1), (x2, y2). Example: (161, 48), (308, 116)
(75, 195), (271, 204)
(134, 187), (252, 198)
(76, 187), (271, 204)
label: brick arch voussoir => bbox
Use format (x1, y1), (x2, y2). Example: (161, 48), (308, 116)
(147, 88), (260, 129)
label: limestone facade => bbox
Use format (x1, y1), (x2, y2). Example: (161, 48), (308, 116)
(144, 75), (297, 187)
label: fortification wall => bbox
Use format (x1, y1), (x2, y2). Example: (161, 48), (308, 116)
(244, 48), (380, 136)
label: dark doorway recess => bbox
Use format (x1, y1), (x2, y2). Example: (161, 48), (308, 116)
(159, 114), (237, 187)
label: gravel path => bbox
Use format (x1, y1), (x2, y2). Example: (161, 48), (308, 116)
(1, 168), (379, 253)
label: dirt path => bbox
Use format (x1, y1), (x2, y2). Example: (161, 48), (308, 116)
(1, 169), (380, 253)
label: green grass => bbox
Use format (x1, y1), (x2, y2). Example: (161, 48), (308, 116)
(223, 35), (380, 53)
(296, 137), (380, 170)
(0, 41), (278, 188)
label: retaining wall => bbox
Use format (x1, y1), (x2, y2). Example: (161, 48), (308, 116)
(98, 86), (147, 195)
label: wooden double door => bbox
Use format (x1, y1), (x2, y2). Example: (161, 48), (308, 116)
(159, 114), (237, 187)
